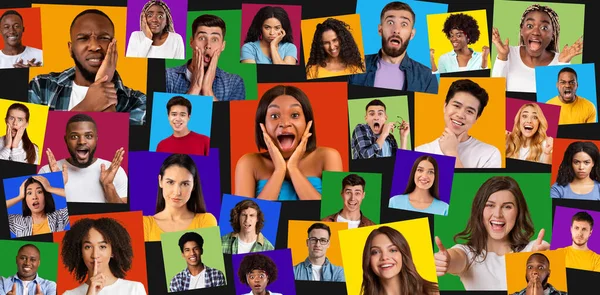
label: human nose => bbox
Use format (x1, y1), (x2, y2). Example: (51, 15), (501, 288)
(175, 184), (182, 195)
(493, 206), (503, 217)
(88, 36), (101, 51)
(279, 118), (291, 128)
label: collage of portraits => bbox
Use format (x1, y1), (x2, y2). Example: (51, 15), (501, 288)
(0, 0), (598, 294)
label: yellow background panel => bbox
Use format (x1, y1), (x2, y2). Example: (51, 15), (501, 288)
(415, 77), (506, 168)
(30, 4), (147, 93)
(0, 99), (49, 165)
(338, 218), (437, 295)
(288, 220), (348, 267)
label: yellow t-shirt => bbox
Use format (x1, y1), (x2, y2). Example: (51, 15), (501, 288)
(307, 65), (363, 79)
(547, 96), (597, 125)
(563, 246), (600, 272)
(32, 219), (51, 235)
(142, 213), (217, 242)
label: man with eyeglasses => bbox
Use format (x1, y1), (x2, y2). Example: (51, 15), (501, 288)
(546, 67), (596, 125)
(293, 223), (345, 282)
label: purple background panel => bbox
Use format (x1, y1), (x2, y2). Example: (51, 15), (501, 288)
(125, 0), (188, 56)
(390, 149), (455, 204)
(39, 111), (129, 172)
(128, 149), (221, 221)
(506, 97), (560, 138)
(240, 3), (302, 62)
(232, 248), (296, 295)
(551, 206), (600, 252)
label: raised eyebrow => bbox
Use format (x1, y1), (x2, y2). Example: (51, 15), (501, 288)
(197, 31), (222, 37)
(525, 17), (550, 24)
(385, 15), (412, 23)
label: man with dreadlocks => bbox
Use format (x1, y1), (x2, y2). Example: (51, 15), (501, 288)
(491, 4), (583, 93)
(126, 0), (184, 59)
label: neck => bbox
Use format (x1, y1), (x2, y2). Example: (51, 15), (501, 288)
(571, 177), (594, 185)
(17, 274), (35, 281)
(571, 242), (590, 251)
(308, 255), (326, 266)
(253, 290), (267, 295)
(152, 31), (167, 42)
(381, 50), (406, 64)
(160, 206), (193, 219)
(520, 47), (553, 66)
(173, 129), (191, 138)
(523, 137), (532, 147)
(486, 238), (512, 256)
(381, 276), (401, 295)
(31, 211), (47, 221)
(188, 263), (204, 276)
(238, 230), (258, 243)
(454, 47), (471, 55)
(260, 39), (272, 48)
(2, 44), (26, 55)
(410, 188), (433, 201)
(559, 95), (577, 104)
(326, 56), (342, 64)
(340, 209), (361, 221)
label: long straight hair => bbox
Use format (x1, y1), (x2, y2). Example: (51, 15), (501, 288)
(5, 103), (37, 164)
(155, 154), (207, 214)
(402, 156), (440, 200)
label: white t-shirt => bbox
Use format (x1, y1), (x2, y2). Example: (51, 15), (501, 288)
(336, 214), (360, 229)
(62, 279), (146, 295)
(22, 280), (32, 295)
(311, 264), (322, 281)
(38, 158), (128, 203)
(451, 240), (549, 290)
(126, 31), (185, 59)
(491, 46), (566, 93)
(237, 238), (256, 254)
(416, 136), (501, 168)
(68, 82), (90, 111)
(0, 46), (43, 69)
(517, 139), (548, 162)
(189, 269), (206, 290)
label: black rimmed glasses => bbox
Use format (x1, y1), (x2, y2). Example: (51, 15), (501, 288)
(308, 237), (329, 245)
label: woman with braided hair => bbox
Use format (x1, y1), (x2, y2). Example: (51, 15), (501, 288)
(491, 4), (583, 93)
(305, 18), (365, 79)
(126, 0), (185, 59)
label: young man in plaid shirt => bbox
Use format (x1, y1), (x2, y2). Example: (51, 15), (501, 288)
(169, 232), (225, 291)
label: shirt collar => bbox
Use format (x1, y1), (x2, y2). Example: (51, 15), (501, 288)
(302, 257), (331, 267)
(231, 232), (266, 245)
(12, 273), (40, 283)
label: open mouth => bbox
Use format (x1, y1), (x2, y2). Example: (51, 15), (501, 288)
(253, 284), (263, 289)
(378, 263), (395, 271)
(203, 54), (211, 64)
(373, 122), (381, 131)
(490, 220), (506, 231)
(523, 125), (534, 131)
(451, 119), (465, 127)
(418, 179), (430, 186)
(346, 200), (358, 210)
(172, 122), (183, 129)
(563, 89), (574, 97)
(277, 134), (296, 151)
(528, 39), (542, 51)
(189, 256), (197, 262)
(75, 148), (90, 161)
(243, 224), (253, 230)
(32, 201), (40, 209)
(388, 37), (402, 47)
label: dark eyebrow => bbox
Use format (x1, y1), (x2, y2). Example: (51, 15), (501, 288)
(385, 15), (412, 23)
(197, 31), (222, 37)
(525, 17), (550, 24)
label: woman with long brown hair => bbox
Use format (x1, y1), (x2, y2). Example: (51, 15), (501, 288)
(0, 103), (39, 164)
(361, 226), (439, 295)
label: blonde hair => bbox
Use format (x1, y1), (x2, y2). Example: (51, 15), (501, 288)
(506, 103), (548, 162)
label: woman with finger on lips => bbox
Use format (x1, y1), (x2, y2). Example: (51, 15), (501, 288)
(0, 103), (40, 164)
(126, 0), (184, 59)
(234, 85), (343, 201)
(6, 175), (69, 238)
(61, 218), (146, 295)
(240, 6), (297, 65)
(505, 103), (553, 164)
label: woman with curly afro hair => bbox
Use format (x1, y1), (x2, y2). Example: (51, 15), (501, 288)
(238, 253), (282, 295)
(305, 18), (365, 79)
(61, 218), (146, 295)
(430, 13), (489, 74)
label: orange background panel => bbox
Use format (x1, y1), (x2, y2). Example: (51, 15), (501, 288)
(287, 220), (348, 267)
(230, 82), (349, 193)
(52, 211), (148, 295)
(550, 138), (600, 186)
(30, 4), (147, 93)
(415, 77), (506, 167)
(505, 249), (568, 294)
(0, 7), (43, 49)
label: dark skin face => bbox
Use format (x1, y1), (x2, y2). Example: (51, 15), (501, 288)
(525, 255), (550, 288)
(16, 246), (40, 281)
(1, 14), (24, 51)
(64, 121), (98, 168)
(68, 13), (114, 85)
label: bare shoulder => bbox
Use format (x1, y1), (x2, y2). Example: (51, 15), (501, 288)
(315, 146), (341, 158)
(236, 152), (262, 167)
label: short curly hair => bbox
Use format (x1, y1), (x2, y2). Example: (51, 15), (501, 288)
(61, 218), (133, 283)
(238, 253), (278, 286)
(230, 199), (264, 234)
(442, 13), (480, 44)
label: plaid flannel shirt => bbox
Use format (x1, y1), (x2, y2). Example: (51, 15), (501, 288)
(351, 123), (398, 159)
(510, 283), (567, 295)
(221, 232), (274, 254)
(165, 63), (246, 101)
(169, 265), (225, 292)
(28, 67), (146, 125)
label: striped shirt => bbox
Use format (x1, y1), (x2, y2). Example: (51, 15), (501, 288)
(8, 207), (69, 238)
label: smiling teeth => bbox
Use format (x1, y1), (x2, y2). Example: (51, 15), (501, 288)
(381, 264), (393, 268)
(451, 120), (464, 126)
(491, 221), (504, 225)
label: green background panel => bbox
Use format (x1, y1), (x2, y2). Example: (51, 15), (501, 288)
(0, 240), (58, 281)
(434, 173), (553, 290)
(320, 171), (382, 224)
(347, 96), (411, 150)
(165, 10), (258, 100)
(160, 226), (227, 288)
(491, 0), (585, 69)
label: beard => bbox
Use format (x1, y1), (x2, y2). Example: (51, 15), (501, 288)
(67, 146), (97, 168)
(71, 50), (97, 84)
(381, 35), (410, 58)
(573, 237), (588, 247)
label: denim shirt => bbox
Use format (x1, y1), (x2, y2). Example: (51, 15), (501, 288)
(348, 50), (438, 94)
(0, 274), (56, 295)
(293, 257), (345, 282)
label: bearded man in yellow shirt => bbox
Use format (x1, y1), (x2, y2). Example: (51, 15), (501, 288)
(561, 211), (600, 272)
(547, 67), (597, 124)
